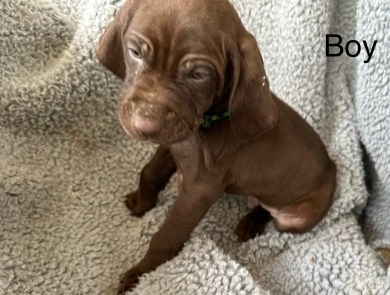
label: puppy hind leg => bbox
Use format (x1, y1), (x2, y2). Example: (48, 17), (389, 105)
(235, 206), (272, 242)
(247, 195), (261, 209)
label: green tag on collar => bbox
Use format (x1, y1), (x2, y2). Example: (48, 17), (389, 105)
(201, 111), (229, 128)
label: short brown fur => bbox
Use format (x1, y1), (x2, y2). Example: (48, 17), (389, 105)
(96, 0), (337, 292)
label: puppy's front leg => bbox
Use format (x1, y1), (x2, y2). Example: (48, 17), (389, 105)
(118, 181), (223, 293)
(125, 145), (176, 217)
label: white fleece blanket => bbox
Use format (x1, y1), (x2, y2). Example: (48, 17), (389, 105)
(356, 1), (390, 251)
(0, 0), (389, 294)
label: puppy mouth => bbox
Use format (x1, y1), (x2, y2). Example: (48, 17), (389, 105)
(120, 114), (196, 145)
(118, 95), (203, 144)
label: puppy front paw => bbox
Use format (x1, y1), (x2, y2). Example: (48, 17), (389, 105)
(124, 190), (156, 217)
(117, 267), (143, 294)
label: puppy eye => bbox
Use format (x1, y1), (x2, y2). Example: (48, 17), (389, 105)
(190, 68), (209, 80)
(129, 48), (142, 59)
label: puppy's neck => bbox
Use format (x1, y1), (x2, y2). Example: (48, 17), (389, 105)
(207, 92), (230, 116)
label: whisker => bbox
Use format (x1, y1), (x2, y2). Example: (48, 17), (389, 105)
(197, 129), (209, 146)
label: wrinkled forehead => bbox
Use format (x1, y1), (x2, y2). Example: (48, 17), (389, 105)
(125, 0), (238, 57)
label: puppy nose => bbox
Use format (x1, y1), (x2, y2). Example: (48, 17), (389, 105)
(133, 106), (163, 138)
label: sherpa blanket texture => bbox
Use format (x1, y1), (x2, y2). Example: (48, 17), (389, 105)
(0, 0), (389, 294)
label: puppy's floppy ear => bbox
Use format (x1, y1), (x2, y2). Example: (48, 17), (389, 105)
(95, 0), (137, 80)
(228, 32), (278, 141)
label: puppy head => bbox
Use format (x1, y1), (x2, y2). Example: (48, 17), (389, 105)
(96, 0), (278, 144)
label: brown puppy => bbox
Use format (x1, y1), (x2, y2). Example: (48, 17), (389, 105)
(96, 0), (336, 292)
